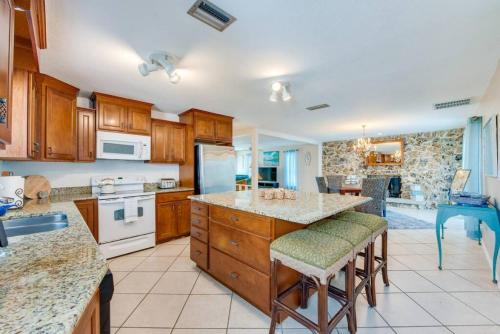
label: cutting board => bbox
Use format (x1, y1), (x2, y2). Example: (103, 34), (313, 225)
(24, 175), (51, 199)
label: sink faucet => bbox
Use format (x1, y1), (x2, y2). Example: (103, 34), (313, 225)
(0, 197), (15, 247)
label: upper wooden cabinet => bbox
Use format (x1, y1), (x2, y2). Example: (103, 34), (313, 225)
(34, 73), (79, 161)
(90, 92), (153, 136)
(0, 0), (15, 145)
(150, 119), (186, 164)
(77, 107), (96, 162)
(179, 109), (233, 144)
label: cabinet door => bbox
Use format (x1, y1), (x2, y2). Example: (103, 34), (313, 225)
(127, 107), (151, 135)
(194, 114), (215, 141)
(215, 117), (232, 143)
(150, 120), (167, 162)
(0, 0), (14, 144)
(77, 108), (96, 161)
(73, 289), (100, 334)
(177, 200), (191, 235)
(156, 202), (178, 243)
(44, 84), (77, 160)
(168, 124), (186, 163)
(97, 100), (127, 132)
(75, 199), (98, 241)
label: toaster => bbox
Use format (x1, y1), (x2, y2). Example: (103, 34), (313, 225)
(159, 178), (177, 189)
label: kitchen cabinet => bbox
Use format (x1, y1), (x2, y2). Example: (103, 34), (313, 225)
(179, 108), (233, 144)
(156, 191), (193, 244)
(73, 289), (100, 334)
(0, 0), (15, 145)
(91, 92), (152, 136)
(77, 108), (96, 162)
(34, 73), (79, 161)
(150, 119), (186, 163)
(75, 199), (98, 241)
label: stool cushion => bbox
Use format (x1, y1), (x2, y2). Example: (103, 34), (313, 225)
(270, 229), (353, 284)
(308, 219), (372, 253)
(334, 211), (388, 237)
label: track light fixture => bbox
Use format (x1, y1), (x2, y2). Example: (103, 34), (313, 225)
(138, 52), (181, 84)
(269, 81), (291, 102)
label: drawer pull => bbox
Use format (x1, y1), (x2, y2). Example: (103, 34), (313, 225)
(229, 240), (239, 247)
(230, 272), (240, 280)
(193, 218), (200, 224)
(195, 231), (202, 237)
(195, 250), (202, 255)
(230, 215), (239, 223)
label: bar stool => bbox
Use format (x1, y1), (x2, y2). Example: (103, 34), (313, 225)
(335, 211), (389, 306)
(307, 219), (374, 315)
(269, 229), (357, 334)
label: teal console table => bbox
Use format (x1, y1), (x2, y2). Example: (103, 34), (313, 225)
(435, 203), (500, 283)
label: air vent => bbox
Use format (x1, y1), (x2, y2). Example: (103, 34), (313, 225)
(433, 98), (471, 110)
(188, 0), (236, 32)
(306, 103), (331, 111)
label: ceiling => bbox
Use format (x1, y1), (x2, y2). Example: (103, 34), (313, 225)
(41, 0), (500, 142)
(234, 134), (308, 150)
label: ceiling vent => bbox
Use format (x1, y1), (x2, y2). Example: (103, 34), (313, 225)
(188, 0), (236, 32)
(433, 98), (471, 110)
(306, 103), (331, 111)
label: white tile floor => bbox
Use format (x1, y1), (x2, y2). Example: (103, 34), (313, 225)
(109, 208), (500, 334)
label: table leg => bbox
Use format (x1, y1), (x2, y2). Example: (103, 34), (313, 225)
(493, 233), (499, 284)
(436, 221), (443, 270)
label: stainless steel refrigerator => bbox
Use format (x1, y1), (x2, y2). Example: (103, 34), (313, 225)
(195, 144), (236, 194)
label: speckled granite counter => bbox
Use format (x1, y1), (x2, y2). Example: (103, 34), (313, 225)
(189, 190), (372, 224)
(0, 200), (108, 333)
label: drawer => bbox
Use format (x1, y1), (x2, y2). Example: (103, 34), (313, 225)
(156, 191), (193, 203)
(190, 237), (208, 270)
(191, 213), (208, 230)
(210, 206), (272, 238)
(210, 248), (270, 313)
(191, 225), (208, 243)
(210, 221), (270, 274)
(191, 201), (208, 216)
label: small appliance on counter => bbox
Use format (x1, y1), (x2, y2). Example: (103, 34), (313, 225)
(0, 176), (24, 208)
(97, 178), (116, 194)
(159, 178), (176, 189)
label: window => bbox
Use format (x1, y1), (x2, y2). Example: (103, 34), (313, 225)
(236, 151), (252, 176)
(284, 149), (298, 190)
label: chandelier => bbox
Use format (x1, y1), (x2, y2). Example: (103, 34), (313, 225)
(353, 125), (373, 157)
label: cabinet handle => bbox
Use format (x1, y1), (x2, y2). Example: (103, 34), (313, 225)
(230, 215), (239, 223)
(229, 240), (239, 247)
(194, 231), (202, 237)
(33, 142), (40, 153)
(195, 250), (202, 256)
(230, 272), (239, 280)
(47, 147), (52, 154)
(88, 151), (92, 158)
(193, 218), (200, 225)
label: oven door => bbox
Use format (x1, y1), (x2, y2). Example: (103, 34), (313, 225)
(98, 195), (155, 244)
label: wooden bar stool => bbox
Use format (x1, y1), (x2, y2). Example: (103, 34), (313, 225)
(269, 229), (357, 334)
(334, 211), (389, 306)
(307, 218), (374, 321)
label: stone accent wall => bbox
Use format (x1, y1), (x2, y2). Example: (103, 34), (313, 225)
(322, 128), (464, 204)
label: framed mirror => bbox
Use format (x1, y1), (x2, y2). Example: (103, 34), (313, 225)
(366, 139), (404, 166)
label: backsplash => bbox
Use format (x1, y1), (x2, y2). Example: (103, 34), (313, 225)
(322, 128), (464, 203)
(1, 160), (179, 188)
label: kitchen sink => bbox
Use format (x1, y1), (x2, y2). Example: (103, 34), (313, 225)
(2, 213), (69, 238)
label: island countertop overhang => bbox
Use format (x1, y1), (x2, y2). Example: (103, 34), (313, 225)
(188, 190), (372, 224)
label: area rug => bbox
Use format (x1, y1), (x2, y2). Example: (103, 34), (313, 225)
(386, 209), (435, 230)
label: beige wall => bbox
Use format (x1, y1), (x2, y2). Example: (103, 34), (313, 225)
(477, 60), (500, 274)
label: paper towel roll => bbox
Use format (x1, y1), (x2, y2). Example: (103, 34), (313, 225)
(0, 176), (25, 208)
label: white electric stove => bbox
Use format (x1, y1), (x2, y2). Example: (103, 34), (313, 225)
(91, 176), (155, 259)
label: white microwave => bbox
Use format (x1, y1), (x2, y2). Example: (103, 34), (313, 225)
(96, 131), (151, 160)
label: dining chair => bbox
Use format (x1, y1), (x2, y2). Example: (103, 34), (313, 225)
(315, 176), (329, 193)
(326, 175), (345, 194)
(356, 178), (387, 217)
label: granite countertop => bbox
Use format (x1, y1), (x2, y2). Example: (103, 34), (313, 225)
(0, 200), (108, 333)
(189, 190), (372, 224)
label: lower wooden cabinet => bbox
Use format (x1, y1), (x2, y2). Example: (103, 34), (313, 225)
(74, 199), (98, 241)
(73, 289), (100, 334)
(156, 191), (193, 243)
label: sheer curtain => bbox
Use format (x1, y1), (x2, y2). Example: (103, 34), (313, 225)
(462, 116), (482, 239)
(284, 149), (298, 190)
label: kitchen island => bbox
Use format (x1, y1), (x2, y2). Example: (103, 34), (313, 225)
(188, 190), (371, 314)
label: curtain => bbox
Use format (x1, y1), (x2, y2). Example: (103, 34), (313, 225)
(462, 116), (482, 240)
(284, 149), (298, 190)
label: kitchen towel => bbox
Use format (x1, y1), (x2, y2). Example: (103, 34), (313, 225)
(124, 197), (138, 223)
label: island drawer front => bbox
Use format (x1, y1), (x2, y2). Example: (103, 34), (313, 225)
(191, 213), (208, 230)
(192, 201), (208, 216)
(190, 237), (208, 270)
(210, 221), (270, 274)
(210, 206), (272, 238)
(157, 191), (194, 203)
(191, 225), (208, 243)
(210, 247), (270, 313)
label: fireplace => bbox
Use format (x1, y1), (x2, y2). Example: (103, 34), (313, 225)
(367, 174), (401, 198)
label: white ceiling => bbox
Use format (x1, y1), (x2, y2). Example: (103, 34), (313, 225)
(41, 0), (500, 142)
